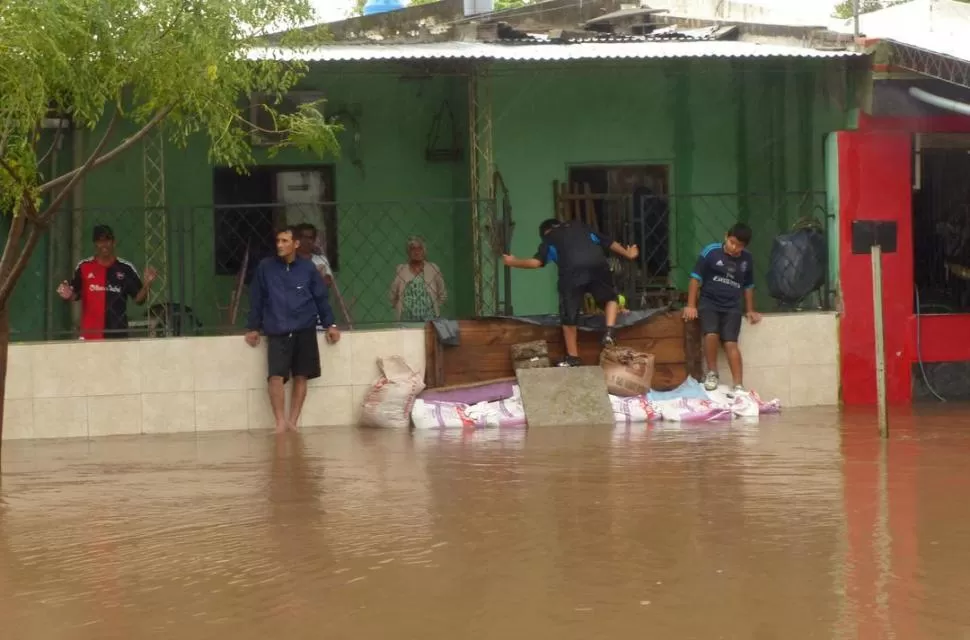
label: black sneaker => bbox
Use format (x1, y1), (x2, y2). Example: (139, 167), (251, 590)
(601, 328), (616, 348)
(557, 355), (583, 368)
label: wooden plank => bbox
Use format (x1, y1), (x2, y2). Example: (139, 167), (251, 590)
(441, 337), (686, 374)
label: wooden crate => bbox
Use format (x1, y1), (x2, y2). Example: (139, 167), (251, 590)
(425, 313), (703, 392)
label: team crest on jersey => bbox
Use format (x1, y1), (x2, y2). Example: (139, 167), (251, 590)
(740, 262), (748, 272)
(116, 271), (125, 280)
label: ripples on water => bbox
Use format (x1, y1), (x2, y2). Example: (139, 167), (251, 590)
(1, 406), (969, 639)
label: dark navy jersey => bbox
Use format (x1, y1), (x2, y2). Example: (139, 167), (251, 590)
(690, 242), (754, 311)
(534, 222), (613, 288)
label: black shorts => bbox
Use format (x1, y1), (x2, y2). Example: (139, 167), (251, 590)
(559, 270), (618, 326)
(266, 328), (321, 382)
(699, 307), (743, 343)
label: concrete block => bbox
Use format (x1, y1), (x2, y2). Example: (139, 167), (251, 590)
(516, 366), (613, 427)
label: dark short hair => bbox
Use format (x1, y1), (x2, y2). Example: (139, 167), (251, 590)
(293, 222), (317, 238)
(275, 225), (299, 239)
(539, 218), (560, 237)
(92, 224), (114, 242)
(727, 222), (752, 245)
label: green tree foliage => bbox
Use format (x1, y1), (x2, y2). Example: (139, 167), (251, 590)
(0, 0), (341, 444)
(832, 0), (969, 20)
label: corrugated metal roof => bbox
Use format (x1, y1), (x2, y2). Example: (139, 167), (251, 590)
(831, 0), (970, 63)
(247, 41), (864, 63)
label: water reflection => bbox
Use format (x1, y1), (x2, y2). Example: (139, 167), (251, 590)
(0, 408), (969, 638)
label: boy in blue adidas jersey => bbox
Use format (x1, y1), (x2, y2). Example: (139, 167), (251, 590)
(682, 223), (762, 392)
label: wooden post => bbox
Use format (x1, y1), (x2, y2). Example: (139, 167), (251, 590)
(871, 244), (889, 437)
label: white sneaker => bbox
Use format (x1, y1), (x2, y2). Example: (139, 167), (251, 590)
(733, 384), (747, 395)
(703, 371), (720, 391)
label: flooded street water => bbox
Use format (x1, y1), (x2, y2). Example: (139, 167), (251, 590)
(1, 407), (969, 639)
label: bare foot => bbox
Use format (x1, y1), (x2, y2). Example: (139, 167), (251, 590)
(286, 420), (300, 433)
(274, 420), (287, 435)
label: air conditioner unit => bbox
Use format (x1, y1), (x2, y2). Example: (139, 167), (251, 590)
(249, 91), (326, 147)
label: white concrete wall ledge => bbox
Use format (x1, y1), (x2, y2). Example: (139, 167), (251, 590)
(1, 328), (427, 441)
(1, 313), (840, 441)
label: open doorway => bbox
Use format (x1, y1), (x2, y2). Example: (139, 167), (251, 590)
(913, 135), (970, 313)
(212, 165), (337, 278)
(557, 164), (671, 308)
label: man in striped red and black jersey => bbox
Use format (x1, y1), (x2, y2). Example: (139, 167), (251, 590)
(56, 225), (156, 340)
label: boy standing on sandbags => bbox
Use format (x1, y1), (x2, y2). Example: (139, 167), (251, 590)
(682, 222), (762, 393)
(503, 219), (639, 367)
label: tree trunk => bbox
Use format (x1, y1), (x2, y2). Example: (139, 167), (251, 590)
(0, 305), (9, 463)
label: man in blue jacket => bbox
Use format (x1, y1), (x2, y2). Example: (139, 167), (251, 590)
(245, 226), (341, 434)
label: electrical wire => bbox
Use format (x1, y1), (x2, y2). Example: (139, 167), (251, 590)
(915, 286), (946, 402)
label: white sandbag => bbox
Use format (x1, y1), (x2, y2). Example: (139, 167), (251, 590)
(609, 395), (659, 424)
(359, 356), (425, 429)
(412, 387), (527, 430)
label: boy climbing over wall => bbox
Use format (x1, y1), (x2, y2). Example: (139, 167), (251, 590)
(682, 222), (762, 392)
(503, 219), (639, 367)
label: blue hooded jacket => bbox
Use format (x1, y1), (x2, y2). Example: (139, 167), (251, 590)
(246, 256), (335, 335)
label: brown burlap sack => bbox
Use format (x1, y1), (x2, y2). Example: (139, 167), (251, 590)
(599, 346), (655, 397)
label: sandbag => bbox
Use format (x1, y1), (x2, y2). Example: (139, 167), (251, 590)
(359, 356), (425, 429)
(599, 346), (655, 397)
(766, 229), (827, 304)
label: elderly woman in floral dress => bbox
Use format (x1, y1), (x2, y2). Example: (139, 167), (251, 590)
(389, 236), (447, 322)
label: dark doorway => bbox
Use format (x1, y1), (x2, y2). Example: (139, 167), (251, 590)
(913, 136), (970, 313)
(212, 166), (337, 278)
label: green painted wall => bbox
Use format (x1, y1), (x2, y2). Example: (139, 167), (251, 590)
(490, 59), (852, 314)
(9, 56), (857, 339)
(80, 63), (471, 330)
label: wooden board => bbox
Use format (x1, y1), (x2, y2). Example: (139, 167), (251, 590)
(425, 313), (703, 391)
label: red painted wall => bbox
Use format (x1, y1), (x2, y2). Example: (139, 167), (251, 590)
(838, 113), (970, 405)
(837, 129), (914, 405)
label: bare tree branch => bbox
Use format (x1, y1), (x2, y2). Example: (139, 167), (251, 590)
(39, 106), (173, 194)
(36, 122), (66, 169)
(0, 214), (42, 306)
(0, 196), (29, 304)
(37, 111), (120, 226)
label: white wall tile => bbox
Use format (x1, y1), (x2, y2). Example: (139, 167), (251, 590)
(789, 313), (839, 366)
(140, 339), (196, 393)
(743, 366), (792, 407)
(193, 337), (265, 392)
(195, 390), (249, 432)
(350, 328), (426, 386)
(33, 397), (88, 439)
(2, 399), (34, 440)
(88, 394), (143, 437)
(6, 345), (33, 399)
(142, 392), (196, 434)
(310, 332), (354, 388)
(790, 364), (840, 407)
(301, 386), (355, 427)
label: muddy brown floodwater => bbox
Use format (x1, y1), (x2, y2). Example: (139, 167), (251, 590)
(1, 406), (969, 639)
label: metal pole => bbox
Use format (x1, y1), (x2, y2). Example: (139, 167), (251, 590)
(853, 0), (861, 40)
(871, 244), (888, 437)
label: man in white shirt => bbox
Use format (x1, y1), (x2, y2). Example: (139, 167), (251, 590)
(294, 223), (336, 330)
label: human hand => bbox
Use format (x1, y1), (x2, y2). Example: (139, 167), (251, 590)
(682, 306), (698, 322)
(244, 331), (260, 347)
(144, 267), (158, 284)
(502, 254), (515, 267)
(326, 325), (341, 344)
(56, 280), (74, 301)
(746, 311), (762, 325)
(627, 244), (639, 260)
